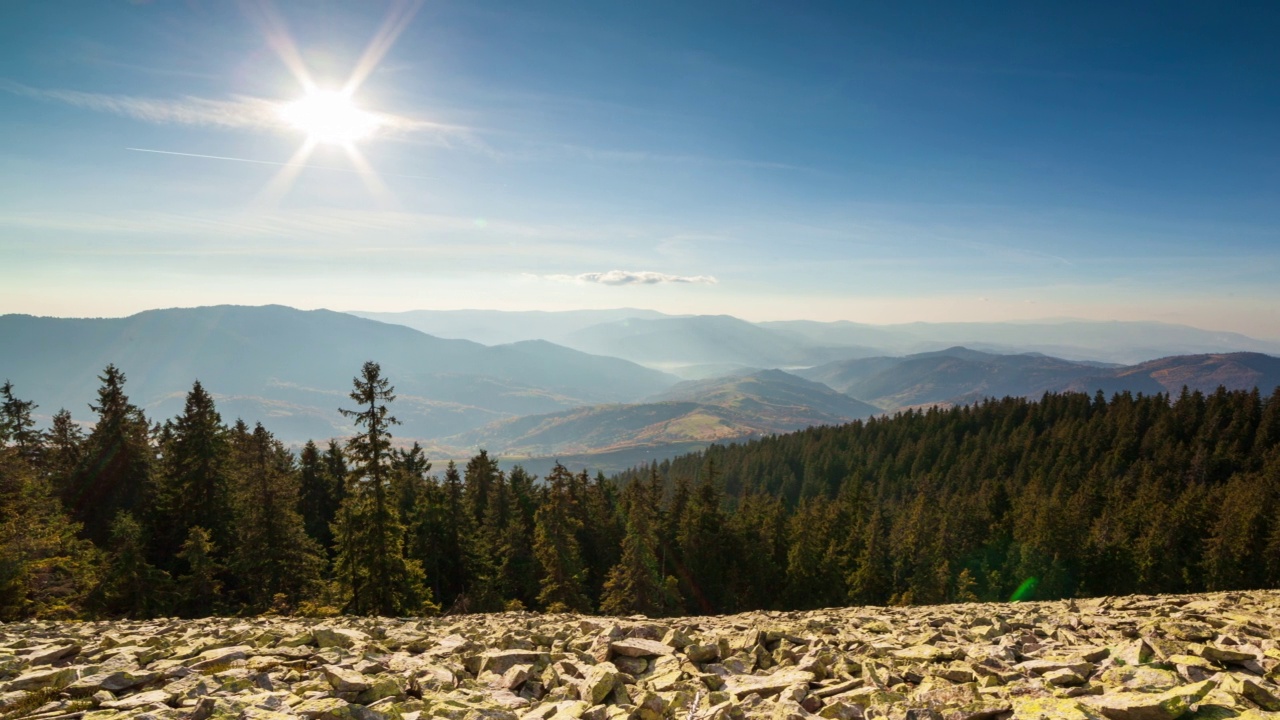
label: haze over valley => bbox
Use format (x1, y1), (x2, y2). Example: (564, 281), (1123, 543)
(5, 304), (1279, 473)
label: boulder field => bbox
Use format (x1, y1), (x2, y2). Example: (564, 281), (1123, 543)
(3, 591), (1280, 720)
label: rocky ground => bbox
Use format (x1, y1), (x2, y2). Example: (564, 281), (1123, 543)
(3, 591), (1280, 720)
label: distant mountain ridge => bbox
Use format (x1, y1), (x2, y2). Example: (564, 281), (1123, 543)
(5, 305), (1278, 477)
(797, 348), (1280, 411)
(0, 305), (678, 442)
(354, 308), (1280, 368)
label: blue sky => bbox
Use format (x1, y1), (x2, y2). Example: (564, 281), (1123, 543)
(2, 1), (1278, 337)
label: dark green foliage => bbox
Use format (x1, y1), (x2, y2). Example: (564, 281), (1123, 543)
(176, 526), (222, 617)
(1, 380), (42, 464)
(299, 440), (345, 553)
(676, 460), (730, 613)
(65, 366), (153, 545)
(42, 409), (83, 498)
(151, 381), (232, 570)
(3, 354), (1280, 620)
(333, 362), (430, 616)
(0, 443), (99, 620)
(227, 423), (324, 612)
(620, 386), (1280, 606)
(94, 512), (170, 618)
(534, 463), (592, 613)
(599, 476), (676, 616)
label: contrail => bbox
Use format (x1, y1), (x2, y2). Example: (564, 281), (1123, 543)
(125, 147), (433, 180)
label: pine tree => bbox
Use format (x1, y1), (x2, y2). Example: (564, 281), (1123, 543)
(534, 463), (591, 613)
(493, 465), (540, 608)
(1, 380), (42, 464)
(66, 365), (153, 545)
(0, 444), (100, 620)
(600, 478), (671, 616)
(430, 460), (481, 608)
(299, 440), (346, 554)
(677, 460), (729, 613)
(228, 423), (323, 611)
(464, 450), (500, 527)
(333, 362), (429, 616)
(95, 511), (170, 617)
(151, 381), (232, 569)
(42, 409), (84, 498)
(175, 526), (222, 617)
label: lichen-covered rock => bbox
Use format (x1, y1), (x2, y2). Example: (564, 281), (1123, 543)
(1086, 679), (1216, 720)
(0, 590), (1278, 720)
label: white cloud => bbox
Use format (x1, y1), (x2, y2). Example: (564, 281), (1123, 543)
(545, 270), (718, 286)
(0, 80), (460, 139)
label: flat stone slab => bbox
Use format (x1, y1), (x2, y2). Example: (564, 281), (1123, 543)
(722, 669), (816, 699)
(609, 638), (675, 658)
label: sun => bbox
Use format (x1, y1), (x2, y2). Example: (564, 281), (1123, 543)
(278, 90), (381, 145)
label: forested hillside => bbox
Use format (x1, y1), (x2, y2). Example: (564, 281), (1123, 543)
(2, 362), (1279, 620)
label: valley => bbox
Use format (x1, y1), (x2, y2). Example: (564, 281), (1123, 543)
(3, 305), (1280, 474)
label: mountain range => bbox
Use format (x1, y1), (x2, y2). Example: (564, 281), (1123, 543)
(0, 305), (677, 442)
(797, 347), (1280, 410)
(3, 305), (1279, 474)
(352, 308), (1280, 368)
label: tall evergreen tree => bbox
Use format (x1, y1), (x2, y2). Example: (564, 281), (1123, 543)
(94, 511), (170, 617)
(299, 440), (346, 554)
(0, 443), (99, 620)
(66, 366), (153, 545)
(0, 380), (41, 464)
(676, 461), (729, 613)
(600, 478), (673, 616)
(228, 423), (323, 611)
(533, 463), (591, 613)
(428, 460), (481, 608)
(151, 381), (232, 568)
(42, 409), (84, 498)
(333, 362), (429, 616)
(175, 526), (223, 617)
(492, 465), (539, 608)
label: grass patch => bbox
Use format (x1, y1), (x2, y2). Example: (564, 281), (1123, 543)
(0, 689), (60, 720)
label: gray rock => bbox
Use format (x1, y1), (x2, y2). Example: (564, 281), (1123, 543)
(609, 639), (675, 658)
(323, 664), (372, 693)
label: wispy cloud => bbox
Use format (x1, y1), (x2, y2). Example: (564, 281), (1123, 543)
(0, 79), (460, 139)
(544, 270), (718, 285)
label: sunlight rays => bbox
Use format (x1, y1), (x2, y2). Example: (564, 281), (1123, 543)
(342, 0), (425, 99)
(341, 143), (394, 207)
(255, 137), (317, 209)
(245, 0), (420, 207)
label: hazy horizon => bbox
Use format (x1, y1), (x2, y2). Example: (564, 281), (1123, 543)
(5, 302), (1280, 343)
(4, 2), (1279, 336)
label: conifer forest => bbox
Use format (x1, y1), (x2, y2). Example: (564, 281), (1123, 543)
(2, 361), (1279, 621)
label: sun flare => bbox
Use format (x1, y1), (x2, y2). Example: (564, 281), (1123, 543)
(278, 90), (381, 145)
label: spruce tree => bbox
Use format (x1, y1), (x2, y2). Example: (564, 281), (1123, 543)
(42, 409), (84, 499)
(600, 478), (671, 616)
(152, 381), (232, 568)
(0, 443), (100, 620)
(676, 461), (728, 613)
(533, 463), (591, 613)
(228, 423), (323, 611)
(493, 465), (539, 608)
(175, 526), (222, 617)
(67, 365), (153, 545)
(299, 440), (345, 554)
(0, 380), (42, 464)
(95, 511), (170, 617)
(333, 362), (429, 616)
